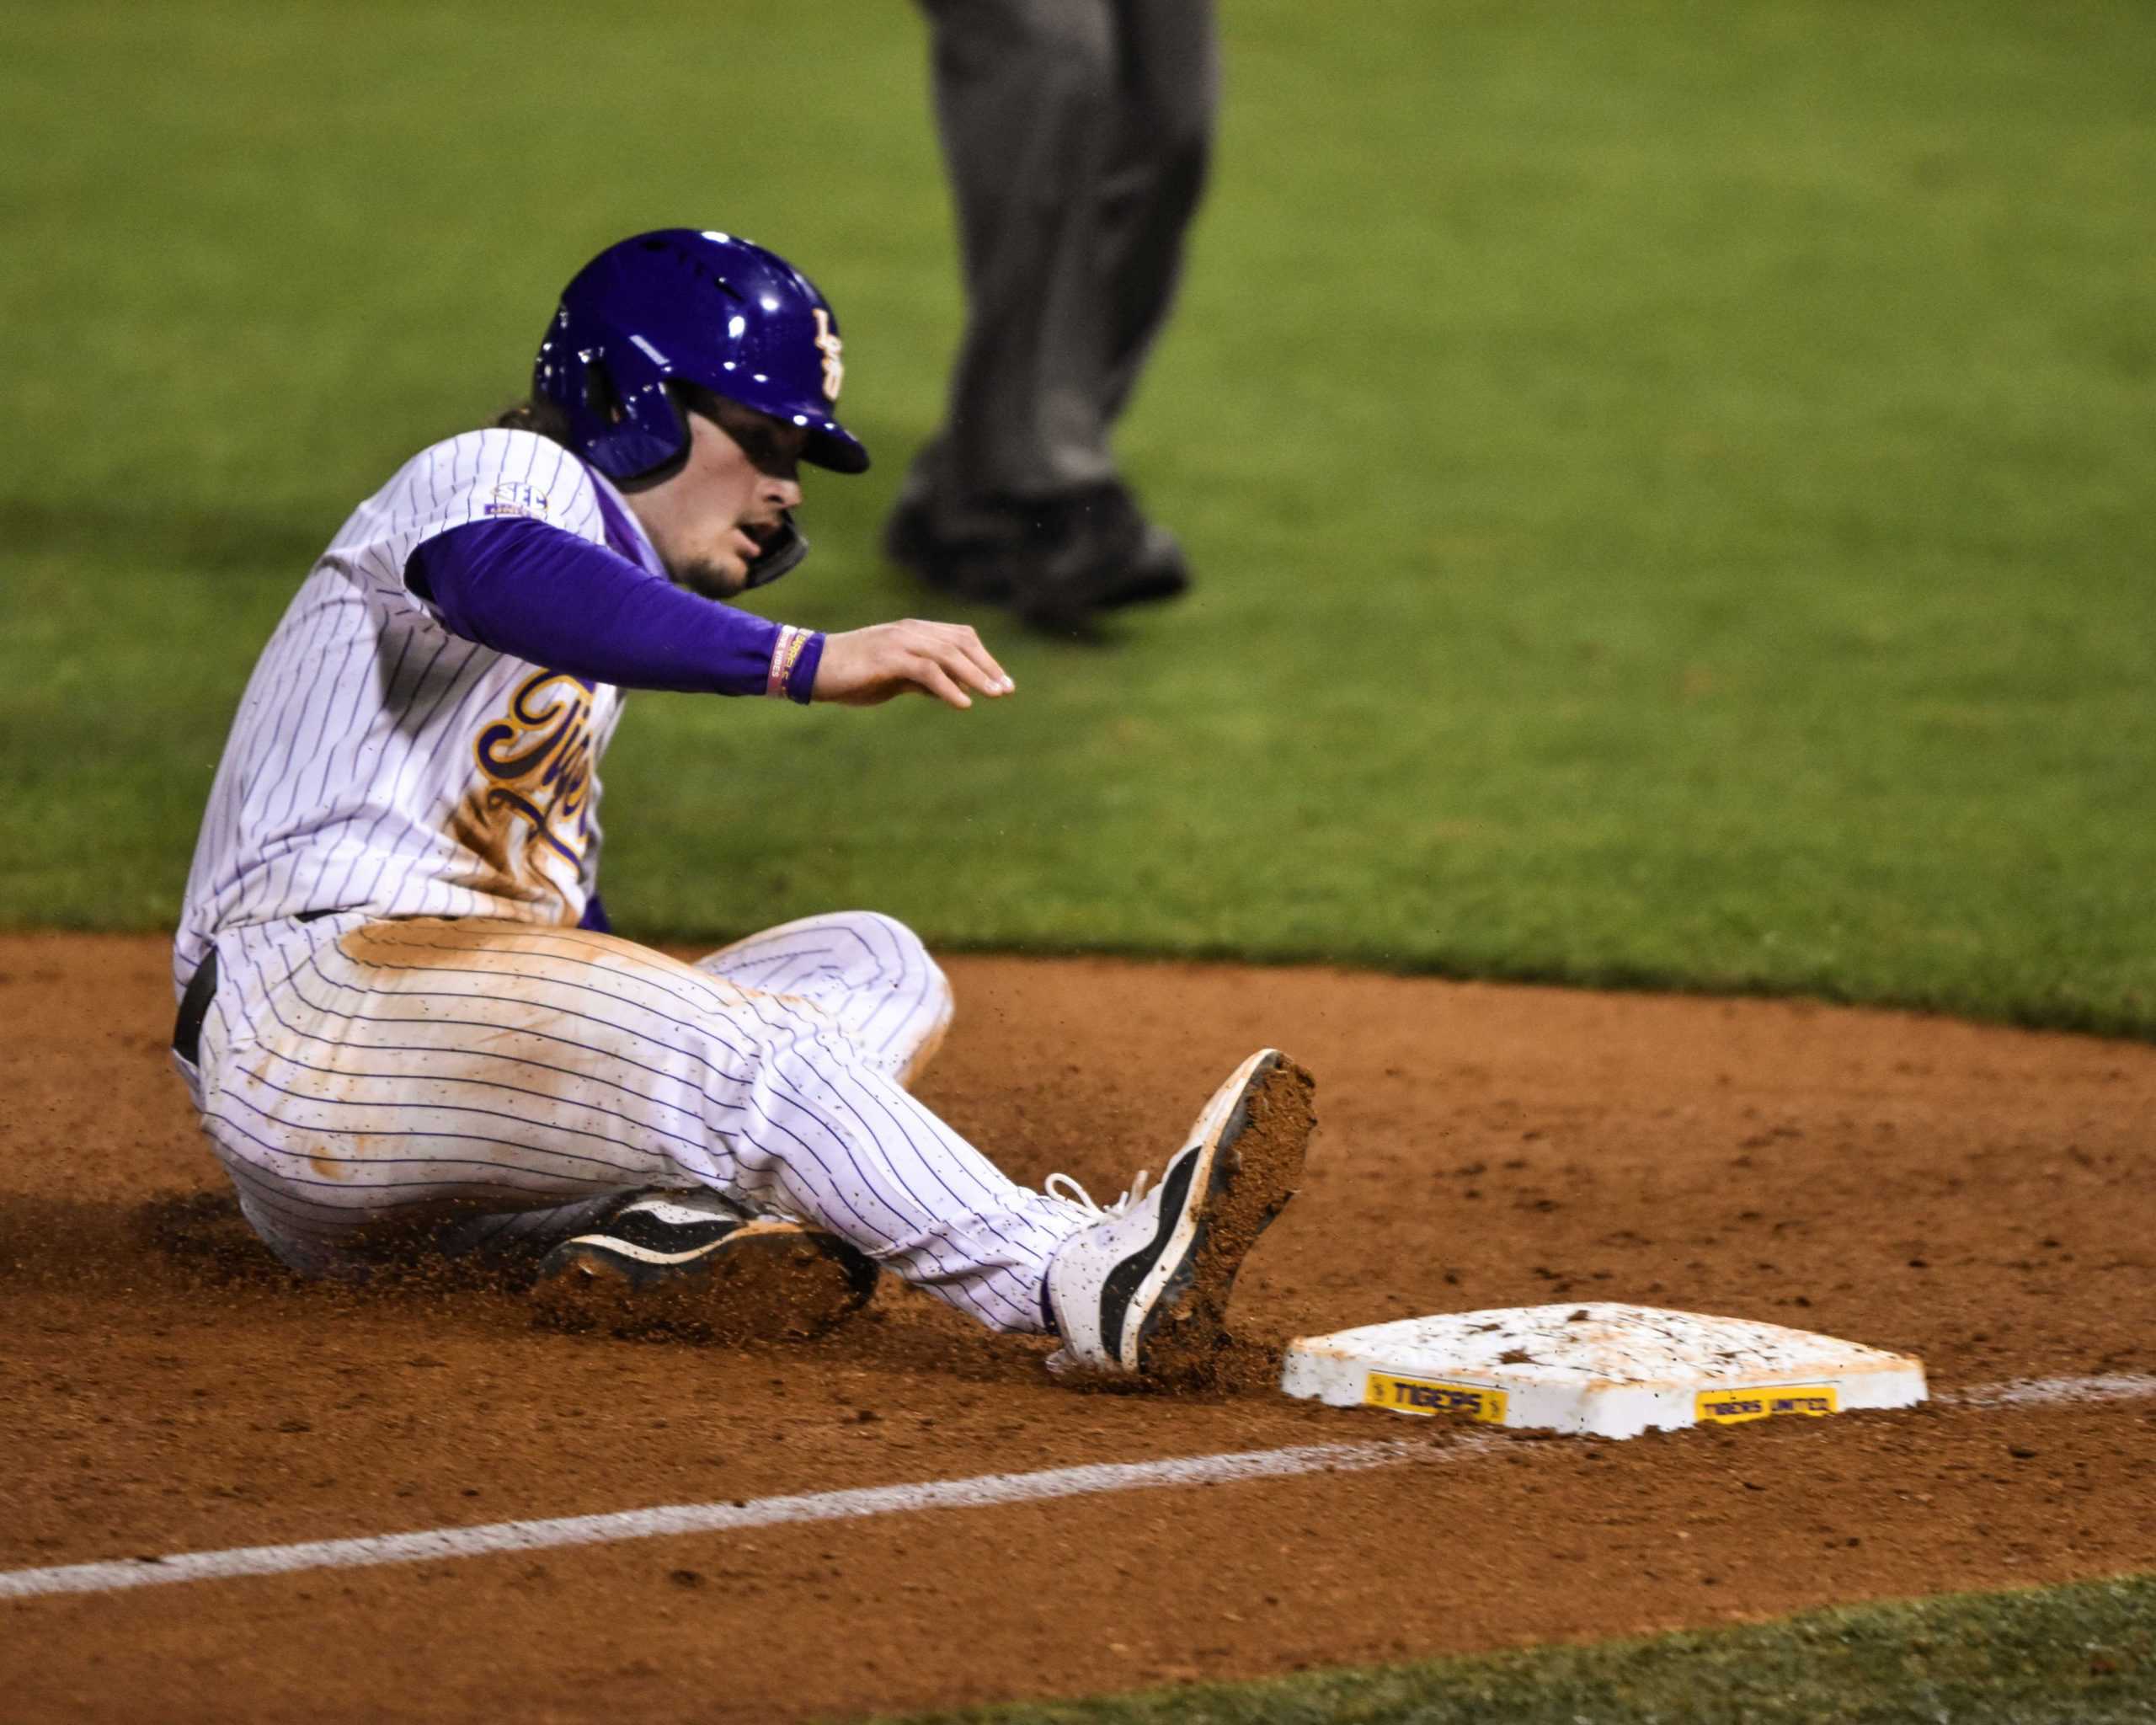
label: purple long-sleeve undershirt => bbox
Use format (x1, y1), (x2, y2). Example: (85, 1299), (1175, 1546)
(406, 517), (822, 702)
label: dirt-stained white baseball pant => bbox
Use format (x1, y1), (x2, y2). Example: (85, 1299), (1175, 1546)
(173, 911), (1075, 1332)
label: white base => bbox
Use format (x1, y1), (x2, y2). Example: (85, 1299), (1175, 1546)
(1280, 1303), (1926, 1439)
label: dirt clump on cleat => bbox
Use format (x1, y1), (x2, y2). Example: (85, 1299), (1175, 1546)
(1139, 1056), (1316, 1391)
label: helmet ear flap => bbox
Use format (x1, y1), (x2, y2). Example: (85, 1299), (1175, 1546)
(584, 358), (628, 425)
(559, 347), (690, 485)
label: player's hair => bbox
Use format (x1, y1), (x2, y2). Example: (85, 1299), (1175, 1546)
(495, 396), (577, 446)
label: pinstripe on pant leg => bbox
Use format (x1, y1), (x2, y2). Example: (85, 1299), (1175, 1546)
(191, 914), (1074, 1327)
(692, 911), (953, 1087)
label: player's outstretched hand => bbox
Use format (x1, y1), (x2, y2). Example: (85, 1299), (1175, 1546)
(813, 620), (1016, 709)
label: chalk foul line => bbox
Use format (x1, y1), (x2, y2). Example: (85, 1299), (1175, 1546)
(3, 1373), (2148, 1603)
(0, 1439), (1456, 1602)
(1942, 1374), (2156, 1408)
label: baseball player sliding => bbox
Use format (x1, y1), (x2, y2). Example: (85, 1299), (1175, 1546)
(170, 229), (1314, 1380)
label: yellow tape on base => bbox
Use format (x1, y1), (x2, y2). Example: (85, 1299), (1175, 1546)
(1694, 1384), (1841, 1425)
(1364, 1371), (1508, 1423)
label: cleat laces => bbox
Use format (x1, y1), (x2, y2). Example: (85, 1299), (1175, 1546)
(1043, 1168), (1151, 1220)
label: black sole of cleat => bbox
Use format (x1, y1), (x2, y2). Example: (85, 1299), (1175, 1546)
(1134, 1053), (1316, 1385)
(532, 1221), (878, 1344)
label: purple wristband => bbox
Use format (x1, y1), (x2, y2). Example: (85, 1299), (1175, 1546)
(766, 624), (825, 703)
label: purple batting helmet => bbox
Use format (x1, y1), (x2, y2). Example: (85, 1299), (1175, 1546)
(533, 228), (869, 483)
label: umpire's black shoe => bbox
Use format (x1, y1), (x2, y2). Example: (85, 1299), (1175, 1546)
(882, 496), (1018, 604)
(532, 1190), (880, 1343)
(884, 485), (1192, 631)
(1017, 514), (1191, 634)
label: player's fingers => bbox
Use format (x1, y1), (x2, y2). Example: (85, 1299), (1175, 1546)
(950, 628), (1014, 695)
(914, 621), (1013, 695)
(931, 637), (1011, 698)
(899, 620), (1013, 695)
(908, 654), (973, 710)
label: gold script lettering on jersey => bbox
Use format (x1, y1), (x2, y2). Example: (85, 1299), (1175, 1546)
(451, 670), (597, 913)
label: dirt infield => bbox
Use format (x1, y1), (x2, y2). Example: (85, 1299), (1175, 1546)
(2, 932), (2152, 1722)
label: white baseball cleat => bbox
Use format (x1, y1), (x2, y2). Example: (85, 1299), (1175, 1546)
(532, 1188), (879, 1343)
(1043, 1049), (1315, 1380)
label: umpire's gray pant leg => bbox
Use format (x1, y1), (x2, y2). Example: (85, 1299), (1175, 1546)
(1097, 0), (1219, 424)
(910, 0), (1216, 520)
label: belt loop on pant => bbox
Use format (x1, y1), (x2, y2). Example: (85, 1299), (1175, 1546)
(173, 948), (221, 1066)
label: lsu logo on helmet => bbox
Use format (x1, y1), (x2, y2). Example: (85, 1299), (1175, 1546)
(812, 308), (844, 403)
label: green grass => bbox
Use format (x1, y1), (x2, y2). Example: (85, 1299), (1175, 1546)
(867, 1572), (2156, 1724)
(7, 13), (2153, 1716)
(6, 0), (2156, 1033)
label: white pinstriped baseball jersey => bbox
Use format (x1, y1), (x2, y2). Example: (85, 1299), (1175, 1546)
(175, 429), (635, 991)
(171, 431), (1090, 1327)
